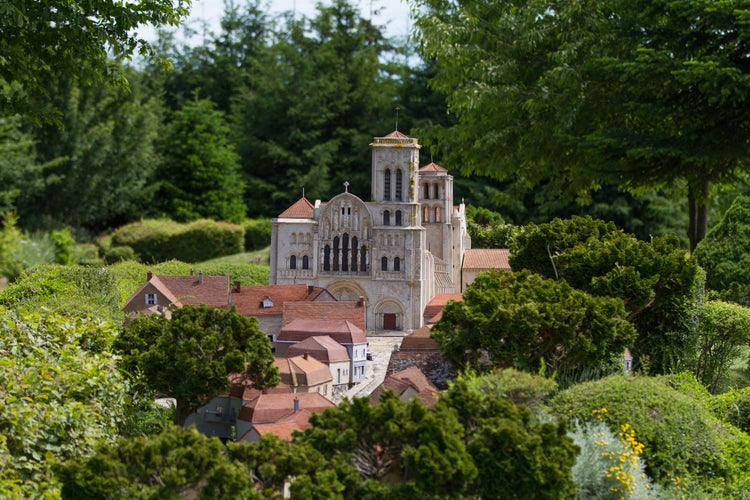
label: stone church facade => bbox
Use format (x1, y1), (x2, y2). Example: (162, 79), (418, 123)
(269, 131), (471, 332)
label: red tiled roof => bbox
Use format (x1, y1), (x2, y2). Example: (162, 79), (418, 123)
(123, 272), (230, 314)
(237, 410), (315, 442)
(462, 248), (511, 270)
(277, 319), (367, 345)
(282, 300), (366, 331)
(237, 392), (334, 424)
(274, 355), (333, 387)
(423, 293), (463, 321)
(232, 284), (333, 317)
(384, 130), (410, 139)
(278, 197), (314, 218)
(370, 367), (441, 407)
(419, 162), (447, 172)
(400, 326), (440, 350)
(286, 336), (351, 363)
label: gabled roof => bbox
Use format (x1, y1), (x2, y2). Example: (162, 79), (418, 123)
(228, 382), (292, 402)
(274, 355), (333, 388)
(278, 197), (315, 219)
(384, 130), (410, 139)
(286, 336), (351, 363)
(277, 319), (367, 345)
(237, 392), (334, 424)
(423, 293), (463, 322)
(282, 300), (366, 331)
(462, 248), (511, 271)
(232, 284), (334, 317)
(123, 272), (231, 314)
(419, 162), (448, 173)
(370, 367), (441, 407)
(400, 326), (440, 351)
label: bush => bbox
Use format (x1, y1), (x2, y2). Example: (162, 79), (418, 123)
(550, 374), (750, 494)
(243, 217), (272, 251)
(710, 388), (750, 435)
(111, 219), (244, 263)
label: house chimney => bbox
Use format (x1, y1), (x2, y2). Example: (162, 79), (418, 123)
(198, 271), (203, 284)
(235, 280), (241, 293)
(308, 285), (314, 294)
(293, 396), (300, 413)
(303, 352), (308, 360)
(147, 271), (153, 281)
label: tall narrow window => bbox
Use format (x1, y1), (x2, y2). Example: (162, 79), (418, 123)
(351, 237), (358, 271)
(381, 256), (388, 271)
(384, 169), (392, 200)
(360, 246), (367, 272)
(324, 245), (331, 271)
(302, 255), (309, 269)
(395, 210), (402, 226)
(423, 183), (429, 199)
(383, 210), (390, 226)
(434, 184), (440, 199)
(342, 233), (349, 272)
(435, 206), (441, 223)
(395, 169), (403, 200)
(423, 205), (430, 223)
(333, 237), (340, 271)
(290, 255), (297, 269)
(394, 256), (401, 272)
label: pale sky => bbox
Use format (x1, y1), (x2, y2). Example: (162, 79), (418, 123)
(182, 0), (413, 39)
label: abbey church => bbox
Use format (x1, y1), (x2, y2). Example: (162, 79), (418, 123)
(269, 131), (471, 332)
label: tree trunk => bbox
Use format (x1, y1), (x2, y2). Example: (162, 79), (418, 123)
(175, 400), (193, 427)
(687, 178), (710, 251)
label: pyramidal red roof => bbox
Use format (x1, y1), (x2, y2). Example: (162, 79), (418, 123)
(419, 162), (447, 172)
(278, 197), (314, 218)
(384, 130), (410, 139)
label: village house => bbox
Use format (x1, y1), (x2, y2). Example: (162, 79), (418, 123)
(369, 366), (441, 407)
(273, 354), (334, 396)
(235, 392), (335, 442)
(285, 336), (351, 386)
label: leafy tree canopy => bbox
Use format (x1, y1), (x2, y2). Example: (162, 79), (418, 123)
(0, 0), (190, 121)
(414, 0), (750, 249)
(115, 305), (279, 425)
(432, 269), (636, 374)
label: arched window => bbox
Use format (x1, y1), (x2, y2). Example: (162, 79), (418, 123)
(395, 210), (402, 226)
(384, 169), (392, 200)
(383, 210), (390, 226)
(423, 183), (430, 199)
(394, 256), (401, 272)
(395, 169), (403, 200)
(351, 236), (358, 271)
(324, 245), (331, 271)
(423, 205), (430, 223)
(435, 206), (441, 223)
(333, 236), (340, 271)
(434, 184), (440, 199)
(290, 255), (297, 269)
(381, 256), (388, 271)
(342, 233), (349, 272)
(360, 245), (367, 272)
(302, 255), (309, 270)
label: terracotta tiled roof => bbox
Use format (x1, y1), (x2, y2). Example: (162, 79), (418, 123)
(462, 248), (511, 270)
(370, 367), (441, 407)
(400, 326), (440, 350)
(419, 162), (448, 173)
(278, 197), (314, 218)
(274, 355), (333, 388)
(123, 272), (230, 314)
(228, 383), (292, 401)
(282, 300), (366, 331)
(232, 284), (333, 317)
(286, 336), (351, 363)
(237, 410), (314, 442)
(237, 392), (334, 424)
(278, 319), (367, 345)
(384, 130), (410, 139)
(423, 293), (463, 321)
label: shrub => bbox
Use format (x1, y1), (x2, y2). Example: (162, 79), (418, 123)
(550, 374), (750, 494)
(102, 245), (136, 264)
(111, 219), (243, 263)
(243, 217), (272, 251)
(710, 388), (750, 435)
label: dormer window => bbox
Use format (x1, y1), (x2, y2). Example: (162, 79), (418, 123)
(262, 296), (274, 308)
(145, 293), (157, 305)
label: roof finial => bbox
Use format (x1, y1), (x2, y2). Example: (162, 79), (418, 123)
(344, 180), (350, 193)
(395, 106), (400, 132)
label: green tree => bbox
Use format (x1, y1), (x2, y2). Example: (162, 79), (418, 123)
(0, 0), (189, 121)
(0, 115), (42, 215)
(438, 371), (579, 498)
(0, 306), (127, 497)
(432, 270), (636, 374)
(115, 305), (279, 425)
(695, 301), (750, 393)
(158, 98), (247, 223)
(414, 0), (750, 249)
